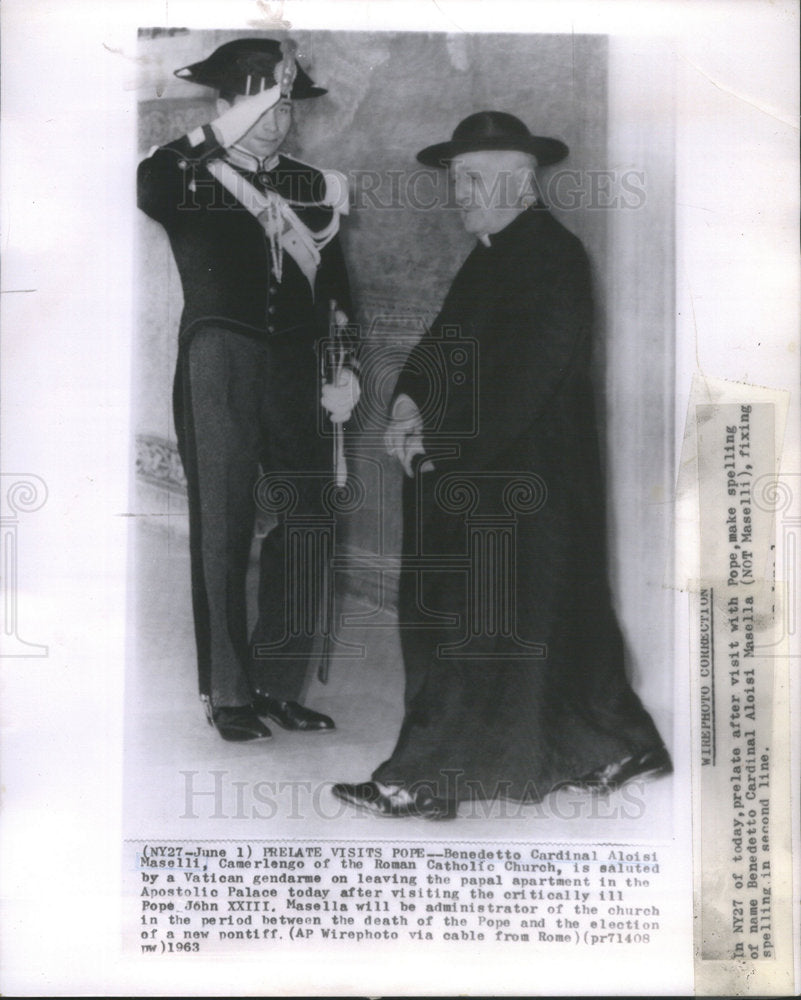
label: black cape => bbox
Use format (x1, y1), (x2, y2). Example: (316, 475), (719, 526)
(373, 206), (666, 803)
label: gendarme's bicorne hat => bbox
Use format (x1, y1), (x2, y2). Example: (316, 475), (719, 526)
(174, 38), (327, 99)
(417, 111), (568, 167)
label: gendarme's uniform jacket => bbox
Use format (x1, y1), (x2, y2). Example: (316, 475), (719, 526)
(137, 124), (352, 708)
(137, 124), (352, 342)
(373, 205), (666, 802)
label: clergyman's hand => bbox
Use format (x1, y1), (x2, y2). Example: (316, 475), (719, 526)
(384, 394), (433, 476)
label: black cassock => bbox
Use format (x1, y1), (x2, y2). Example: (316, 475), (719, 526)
(373, 205), (667, 803)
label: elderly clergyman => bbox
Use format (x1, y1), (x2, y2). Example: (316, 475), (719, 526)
(333, 112), (671, 818)
(138, 38), (358, 742)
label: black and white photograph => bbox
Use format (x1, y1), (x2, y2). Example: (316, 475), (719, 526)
(1, 1), (798, 996)
(129, 26), (675, 836)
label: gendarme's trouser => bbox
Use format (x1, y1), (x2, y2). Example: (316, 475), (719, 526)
(174, 323), (331, 708)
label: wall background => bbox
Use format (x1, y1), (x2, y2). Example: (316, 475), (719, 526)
(134, 29), (674, 735)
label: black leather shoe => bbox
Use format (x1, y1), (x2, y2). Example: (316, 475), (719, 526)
(563, 745), (673, 794)
(331, 781), (456, 820)
(253, 694), (335, 732)
(211, 705), (272, 742)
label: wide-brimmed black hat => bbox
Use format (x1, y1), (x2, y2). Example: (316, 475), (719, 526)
(417, 111), (568, 167)
(174, 38), (326, 99)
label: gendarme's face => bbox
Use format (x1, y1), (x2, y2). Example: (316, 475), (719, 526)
(450, 150), (523, 236)
(234, 96), (293, 158)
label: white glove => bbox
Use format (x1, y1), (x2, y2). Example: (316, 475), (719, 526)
(210, 85), (282, 147)
(321, 368), (361, 424)
(384, 393), (433, 476)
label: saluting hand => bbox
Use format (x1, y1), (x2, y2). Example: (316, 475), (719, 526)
(211, 85), (283, 147)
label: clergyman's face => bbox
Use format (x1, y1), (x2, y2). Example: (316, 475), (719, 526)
(450, 150), (533, 236)
(230, 95), (293, 158)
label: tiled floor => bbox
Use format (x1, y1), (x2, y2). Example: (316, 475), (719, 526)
(124, 519), (674, 845)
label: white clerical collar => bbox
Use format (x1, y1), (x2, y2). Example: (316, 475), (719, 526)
(225, 145), (281, 175)
(482, 205), (540, 248)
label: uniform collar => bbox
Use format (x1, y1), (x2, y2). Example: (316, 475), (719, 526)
(225, 145), (281, 175)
